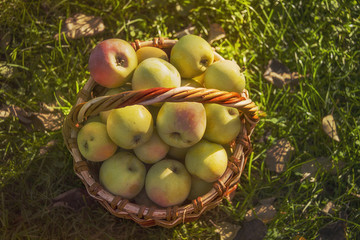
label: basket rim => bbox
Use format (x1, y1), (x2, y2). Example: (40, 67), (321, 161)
(62, 37), (259, 228)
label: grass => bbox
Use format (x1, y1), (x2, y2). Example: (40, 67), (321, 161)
(1, 0), (359, 239)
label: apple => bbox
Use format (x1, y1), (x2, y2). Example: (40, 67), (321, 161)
(192, 72), (205, 85)
(167, 146), (190, 161)
(85, 115), (102, 124)
(185, 139), (228, 182)
(156, 102), (206, 148)
(133, 188), (160, 207)
(107, 105), (154, 149)
(99, 151), (146, 199)
(88, 38), (138, 88)
(133, 128), (170, 164)
(170, 34), (214, 78)
(203, 60), (246, 94)
(132, 58), (181, 90)
(181, 78), (203, 88)
(187, 175), (213, 200)
(203, 103), (241, 144)
(146, 105), (161, 125)
(145, 159), (191, 207)
(99, 86), (132, 123)
(136, 46), (169, 63)
(77, 122), (117, 162)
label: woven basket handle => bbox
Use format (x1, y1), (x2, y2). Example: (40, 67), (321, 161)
(63, 85), (258, 141)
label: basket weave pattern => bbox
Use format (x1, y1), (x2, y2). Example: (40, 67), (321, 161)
(62, 38), (259, 228)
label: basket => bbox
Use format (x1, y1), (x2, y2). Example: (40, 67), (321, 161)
(62, 37), (259, 228)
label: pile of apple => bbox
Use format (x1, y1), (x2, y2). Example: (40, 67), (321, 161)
(77, 34), (246, 208)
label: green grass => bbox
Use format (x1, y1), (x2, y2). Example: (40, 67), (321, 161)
(1, 0), (359, 239)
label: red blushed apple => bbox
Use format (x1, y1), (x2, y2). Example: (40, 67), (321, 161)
(88, 38), (138, 88)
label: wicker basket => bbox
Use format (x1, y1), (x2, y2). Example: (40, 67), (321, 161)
(62, 37), (259, 228)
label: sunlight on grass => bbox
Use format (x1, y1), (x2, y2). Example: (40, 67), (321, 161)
(1, 0), (359, 239)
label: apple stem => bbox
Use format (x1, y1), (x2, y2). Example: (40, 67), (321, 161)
(200, 58), (209, 67)
(133, 134), (142, 144)
(116, 56), (126, 67)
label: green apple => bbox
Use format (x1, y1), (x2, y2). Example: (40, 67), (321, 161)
(167, 146), (190, 161)
(100, 86), (132, 124)
(107, 105), (154, 149)
(85, 115), (102, 124)
(181, 78), (203, 88)
(170, 34), (214, 78)
(99, 151), (146, 199)
(203, 60), (246, 93)
(89, 38), (138, 88)
(136, 46), (169, 63)
(187, 175), (213, 200)
(132, 58), (181, 90)
(133, 129), (170, 164)
(145, 159), (191, 207)
(77, 122), (117, 162)
(185, 139), (228, 182)
(203, 103), (241, 144)
(156, 102), (206, 148)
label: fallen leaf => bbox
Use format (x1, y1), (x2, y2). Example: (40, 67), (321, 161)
(214, 221), (241, 240)
(173, 25), (196, 38)
(245, 204), (277, 223)
(50, 188), (96, 211)
(263, 59), (305, 88)
(265, 138), (294, 173)
(300, 157), (345, 182)
(318, 221), (347, 240)
(0, 105), (63, 131)
(208, 23), (226, 44)
(322, 115), (340, 141)
(259, 197), (276, 205)
(54, 13), (105, 40)
(234, 219), (267, 240)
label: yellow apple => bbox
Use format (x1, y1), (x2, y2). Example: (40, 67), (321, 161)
(170, 34), (214, 78)
(99, 151), (146, 199)
(133, 128), (170, 164)
(145, 159), (191, 207)
(187, 175), (213, 200)
(203, 60), (246, 94)
(203, 103), (241, 144)
(107, 105), (153, 149)
(88, 38), (138, 88)
(192, 72), (205, 85)
(99, 86), (132, 123)
(156, 102), (206, 148)
(167, 146), (190, 161)
(77, 122), (117, 162)
(185, 139), (228, 182)
(136, 46), (169, 63)
(131, 58), (181, 90)
(181, 78), (203, 88)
